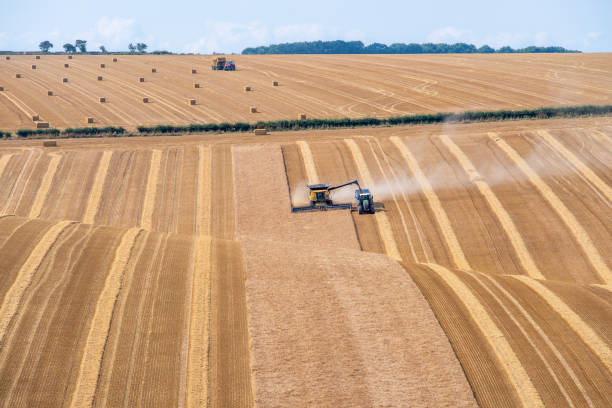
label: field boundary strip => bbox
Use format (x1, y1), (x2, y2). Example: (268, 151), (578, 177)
(28, 153), (62, 219)
(131, 105), (612, 135)
(473, 272), (590, 407)
(536, 130), (612, 202)
(0, 91), (38, 120)
(390, 136), (470, 270)
(140, 150), (162, 230)
(489, 133), (612, 284)
(591, 130), (612, 144)
(5, 105), (612, 139)
(367, 138), (423, 262)
(197, 146), (211, 236)
(513, 276), (612, 374)
(91, 229), (149, 407)
(0, 154), (14, 178)
(344, 138), (402, 261)
(70, 227), (141, 408)
(423, 263), (544, 408)
(296, 140), (319, 184)
(0, 220), (74, 343)
(187, 236), (211, 408)
(82, 151), (112, 225)
(439, 134), (544, 279)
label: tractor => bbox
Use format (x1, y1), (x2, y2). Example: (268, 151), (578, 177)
(211, 56), (236, 71)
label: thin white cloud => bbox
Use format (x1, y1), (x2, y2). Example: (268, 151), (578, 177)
(95, 17), (139, 47)
(340, 29), (365, 41)
(534, 31), (548, 46)
(583, 31), (603, 47)
(273, 23), (324, 42)
(482, 32), (530, 48)
(426, 26), (472, 43)
(184, 20), (269, 53)
(184, 21), (368, 54)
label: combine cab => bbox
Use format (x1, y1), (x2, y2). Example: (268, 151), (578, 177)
(291, 179), (375, 213)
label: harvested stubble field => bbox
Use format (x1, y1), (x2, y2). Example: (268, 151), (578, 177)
(0, 53), (611, 130)
(0, 94), (611, 406)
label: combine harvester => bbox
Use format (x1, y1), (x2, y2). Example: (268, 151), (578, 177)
(211, 56), (236, 71)
(291, 180), (375, 214)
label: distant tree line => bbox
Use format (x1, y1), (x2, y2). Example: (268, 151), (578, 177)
(242, 40), (580, 55)
(34, 40), (162, 54)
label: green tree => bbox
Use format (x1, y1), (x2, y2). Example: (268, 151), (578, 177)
(99, 45), (107, 53)
(75, 39), (87, 53)
(63, 43), (76, 53)
(136, 43), (148, 53)
(478, 45), (495, 53)
(128, 43), (136, 53)
(39, 40), (53, 53)
(363, 42), (388, 53)
(497, 46), (515, 53)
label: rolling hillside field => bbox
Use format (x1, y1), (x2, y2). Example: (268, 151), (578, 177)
(0, 53), (611, 130)
(0, 114), (610, 406)
(0, 50), (611, 407)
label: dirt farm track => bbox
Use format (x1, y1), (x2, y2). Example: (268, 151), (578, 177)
(0, 53), (611, 407)
(0, 53), (611, 130)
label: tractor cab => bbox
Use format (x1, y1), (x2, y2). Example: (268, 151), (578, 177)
(355, 189), (375, 214)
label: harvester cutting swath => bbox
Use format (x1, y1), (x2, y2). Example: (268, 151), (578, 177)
(291, 179), (375, 214)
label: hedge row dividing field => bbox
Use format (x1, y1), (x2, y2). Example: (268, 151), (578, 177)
(5, 104), (612, 138)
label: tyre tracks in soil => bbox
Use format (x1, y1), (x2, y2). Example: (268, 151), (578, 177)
(208, 144), (254, 407)
(489, 132), (612, 284)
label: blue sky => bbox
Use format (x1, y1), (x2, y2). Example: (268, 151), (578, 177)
(0, 0), (609, 53)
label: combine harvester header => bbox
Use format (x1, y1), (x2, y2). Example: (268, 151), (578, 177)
(291, 179), (375, 214)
